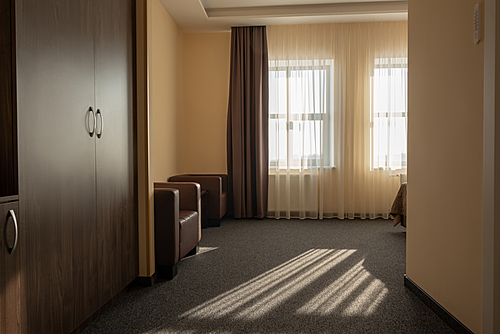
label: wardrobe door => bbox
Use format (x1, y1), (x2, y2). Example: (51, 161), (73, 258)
(16, 0), (97, 332)
(94, 0), (138, 304)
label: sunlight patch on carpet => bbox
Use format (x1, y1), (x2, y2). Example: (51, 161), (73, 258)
(297, 259), (388, 316)
(179, 249), (356, 320)
(197, 246), (219, 255)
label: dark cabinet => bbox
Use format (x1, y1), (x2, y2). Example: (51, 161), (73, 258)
(15, 0), (137, 332)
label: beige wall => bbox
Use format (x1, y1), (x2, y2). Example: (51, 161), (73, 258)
(407, 0), (484, 332)
(150, 0), (183, 181)
(181, 33), (231, 174)
(136, 0), (185, 277)
(137, 3), (230, 276)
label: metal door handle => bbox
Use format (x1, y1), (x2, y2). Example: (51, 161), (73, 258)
(96, 109), (103, 138)
(88, 107), (96, 137)
(6, 210), (18, 255)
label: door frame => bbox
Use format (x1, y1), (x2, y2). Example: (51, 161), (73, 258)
(483, 0), (500, 333)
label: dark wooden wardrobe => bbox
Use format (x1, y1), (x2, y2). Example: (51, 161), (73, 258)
(12, 0), (138, 332)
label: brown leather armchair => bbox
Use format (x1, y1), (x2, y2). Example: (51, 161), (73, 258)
(154, 182), (201, 279)
(168, 174), (228, 227)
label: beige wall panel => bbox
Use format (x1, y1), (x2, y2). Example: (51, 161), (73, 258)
(150, 0), (183, 181)
(407, 0), (484, 332)
(182, 33), (231, 174)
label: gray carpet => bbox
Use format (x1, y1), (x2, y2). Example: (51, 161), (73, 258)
(83, 218), (455, 334)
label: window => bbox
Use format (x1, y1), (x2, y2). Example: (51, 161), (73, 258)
(269, 60), (334, 169)
(371, 58), (408, 171)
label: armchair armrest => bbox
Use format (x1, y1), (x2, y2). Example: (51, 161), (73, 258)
(154, 187), (179, 266)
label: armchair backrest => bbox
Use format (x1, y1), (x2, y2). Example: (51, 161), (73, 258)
(155, 182), (200, 213)
(167, 174), (228, 220)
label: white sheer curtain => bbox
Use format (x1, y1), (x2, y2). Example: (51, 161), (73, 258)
(267, 22), (408, 220)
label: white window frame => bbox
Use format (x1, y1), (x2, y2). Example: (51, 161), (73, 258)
(269, 60), (335, 170)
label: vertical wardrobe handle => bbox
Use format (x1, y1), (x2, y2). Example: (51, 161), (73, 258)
(6, 210), (18, 255)
(96, 109), (103, 138)
(88, 107), (96, 137)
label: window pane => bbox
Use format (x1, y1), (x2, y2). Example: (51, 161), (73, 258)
(372, 58), (407, 170)
(269, 70), (287, 116)
(269, 62), (333, 169)
(269, 118), (287, 167)
(289, 69), (327, 116)
(302, 120), (322, 167)
(373, 68), (407, 114)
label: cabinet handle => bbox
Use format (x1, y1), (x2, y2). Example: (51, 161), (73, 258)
(96, 109), (103, 139)
(7, 210), (18, 255)
(88, 107), (96, 137)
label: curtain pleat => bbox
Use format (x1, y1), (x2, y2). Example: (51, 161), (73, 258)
(267, 22), (408, 220)
(227, 26), (269, 219)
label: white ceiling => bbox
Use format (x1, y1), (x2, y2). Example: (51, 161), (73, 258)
(159, 0), (408, 34)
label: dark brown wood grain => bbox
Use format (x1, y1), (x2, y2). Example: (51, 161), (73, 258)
(0, 0), (17, 198)
(1, 1), (21, 332)
(17, 0), (96, 332)
(94, 0), (138, 304)
(0, 201), (21, 334)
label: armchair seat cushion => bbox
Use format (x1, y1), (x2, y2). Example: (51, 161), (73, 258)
(179, 210), (198, 225)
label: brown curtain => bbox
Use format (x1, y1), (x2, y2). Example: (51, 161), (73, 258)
(227, 26), (269, 219)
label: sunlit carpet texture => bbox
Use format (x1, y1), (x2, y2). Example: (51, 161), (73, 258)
(83, 218), (454, 334)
